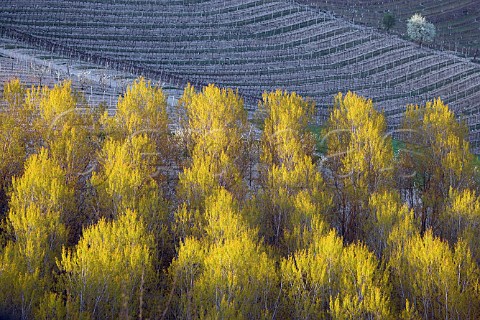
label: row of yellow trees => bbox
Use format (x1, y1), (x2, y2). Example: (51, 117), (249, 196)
(0, 78), (479, 319)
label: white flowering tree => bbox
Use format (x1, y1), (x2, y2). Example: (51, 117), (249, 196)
(407, 13), (436, 44)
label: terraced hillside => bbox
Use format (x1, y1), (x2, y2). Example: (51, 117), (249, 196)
(0, 38), (131, 110)
(1, 0), (480, 151)
(0, 37), (182, 113)
(300, 0), (480, 55)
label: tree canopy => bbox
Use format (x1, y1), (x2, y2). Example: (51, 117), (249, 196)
(1, 79), (479, 319)
(407, 13), (436, 44)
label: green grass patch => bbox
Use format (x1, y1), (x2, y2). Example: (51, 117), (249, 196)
(308, 123), (328, 155)
(309, 123), (414, 157)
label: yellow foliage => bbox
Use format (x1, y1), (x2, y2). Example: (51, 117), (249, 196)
(401, 98), (474, 232)
(194, 233), (277, 319)
(90, 133), (170, 268)
(170, 233), (277, 319)
(330, 243), (391, 319)
(116, 77), (167, 136)
(35, 293), (68, 320)
(170, 188), (277, 319)
(168, 236), (206, 319)
(281, 228), (340, 319)
(281, 227), (392, 319)
(325, 92), (392, 186)
(182, 84), (246, 158)
(176, 83), (247, 231)
(0, 112), (25, 191)
(203, 188), (254, 243)
(59, 209), (154, 319)
(178, 151), (234, 213)
(104, 77), (169, 150)
(38, 81), (76, 125)
(259, 90), (330, 252)
(19, 80), (97, 192)
(0, 79), (33, 200)
(2, 79), (480, 319)
(0, 148), (69, 318)
(260, 89), (315, 166)
(9, 148), (73, 223)
(3, 78), (25, 109)
(323, 91), (393, 243)
(442, 187), (480, 262)
(91, 135), (161, 219)
(388, 229), (480, 319)
(0, 246), (44, 319)
(365, 191), (411, 258)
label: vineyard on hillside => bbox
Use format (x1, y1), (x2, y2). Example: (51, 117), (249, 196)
(1, 0), (480, 151)
(300, 0), (480, 54)
(0, 38), (133, 110)
(0, 37), (183, 115)
(2, 2), (480, 319)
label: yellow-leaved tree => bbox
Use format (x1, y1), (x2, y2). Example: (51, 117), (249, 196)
(175, 84), (248, 238)
(93, 78), (172, 267)
(91, 134), (170, 269)
(33, 81), (98, 243)
(0, 148), (71, 319)
(3, 78), (25, 109)
(400, 98), (474, 233)
(388, 228), (480, 319)
(0, 79), (31, 219)
(323, 92), (394, 242)
(102, 77), (171, 192)
(281, 223), (392, 319)
(441, 187), (480, 263)
(38, 81), (96, 180)
(169, 189), (278, 319)
(170, 85), (278, 318)
(91, 135), (159, 219)
(258, 90), (330, 253)
(103, 77), (168, 144)
(364, 190), (412, 259)
(58, 209), (154, 319)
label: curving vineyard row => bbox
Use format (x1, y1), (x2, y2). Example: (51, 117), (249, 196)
(1, 0), (480, 151)
(299, 0), (480, 54)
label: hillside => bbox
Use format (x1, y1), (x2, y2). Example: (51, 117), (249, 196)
(299, 0), (480, 55)
(0, 37), (130, 110)
(2, 2), (480, 319)
(1, 0), (480, 151)
(0, 37), (182, 113)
